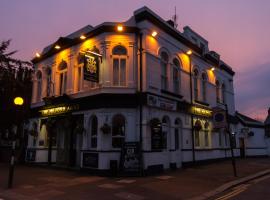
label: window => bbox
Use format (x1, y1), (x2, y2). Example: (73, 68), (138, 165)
(194, 120), (202, 147)
(58, 60), (67, 95)
(160, 52), (169, 90)
(174, 118), (182, 150)
(112, 114), (125, 148)
(112, 46), (127, 86)
(36, 70), (42, 101)
(193, 69), (199, 101)
(218, 130), (223, 147)
(46, 68), (51, 96)
(162, 116), (170, 149)
(222, 83), (226, 104)
(173, 58), (181, 94)
(204, 122), (210, 147)
(202, 73), (207, 102)
(76, 66), (83, 92)
(216, 80), (221, 103)
(90, 116), (98, 148)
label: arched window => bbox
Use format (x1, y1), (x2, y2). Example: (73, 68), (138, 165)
(204, 122), (210, 147)
(174, 118), (182, 150)
(45, 68), (51, 96)
(112, 45), (127, 86)
(216, 80), (221, 103)
(193, 69), (199, 101)
(162, 116), (170, 149)
(173, 58), (181, 94)
(36, 70), (42, 101)
(160, 52), (169, 90)
(58, 60), (67, 95)
(194, 120), (202, 147)
(202, 73), (207, 102)
(90, 115), (98, 148)
(112, 114), (125, 148)
(222, 83), (226, 104)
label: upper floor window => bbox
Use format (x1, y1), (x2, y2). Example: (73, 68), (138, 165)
(36, 70), (42, 101)
(202, 73), (207, 102)
(222, 83), (226, 104)
(216, 80), (221, 103)
(112, 114), (125, 148)
(160, 52), (169, 90)
(45, 68), (51, 96)
(193, 69), (199, 101)
(58, 60), (67, 96)
(112, 45), (127, 86)
(173, 58), (181, 94)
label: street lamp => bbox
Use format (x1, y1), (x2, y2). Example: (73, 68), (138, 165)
(8, 96), (24, 189)
(186, 50), (195, 163)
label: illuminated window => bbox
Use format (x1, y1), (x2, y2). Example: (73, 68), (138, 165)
(36, 70), (42, 101)
(160, 52), (169, 90)
(58, 60), (67, 96)
(216, 80), (221, 103)
(194, 120), (202, 147)
(112, 45), (127, 86)
(90, 115), (98, 148)
(173, 58), (181, 94)
(222, 83), (226, 104)
(202, 73), (207, 102)
(193, 69), (199, 101)
(112, 114), (125, 148)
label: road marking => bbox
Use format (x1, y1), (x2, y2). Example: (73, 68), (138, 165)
(115, 192), (145, 200)
(98, 183), (124, 189)
(117, 179), (136, 184)
(155, 175), (173, 180)
(215, 186), (248, 200)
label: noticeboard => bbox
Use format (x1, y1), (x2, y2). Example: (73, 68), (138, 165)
(120, 142), (141, 176)
(82, 152), (99, 168)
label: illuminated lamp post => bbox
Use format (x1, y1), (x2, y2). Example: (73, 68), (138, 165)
(186, 50), (195, 163)
(8, 97), (24, 188)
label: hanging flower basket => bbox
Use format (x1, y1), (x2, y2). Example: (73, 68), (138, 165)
(100, 123), (111, 134)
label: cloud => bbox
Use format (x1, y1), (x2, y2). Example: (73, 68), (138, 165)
(235, 62), (270, 120)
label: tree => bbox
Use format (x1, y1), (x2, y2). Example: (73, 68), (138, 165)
(0, 40), (33, 161)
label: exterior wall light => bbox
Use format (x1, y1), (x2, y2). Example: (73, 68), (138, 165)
(80, 35), (86, 40)
(35, 53), (41, 58)
(152, 31), (158, 37)
(186, 50), (192, 55)
(14, 97), (24, 106)
(55, 45), (60, 49)
(211, 67), (215, 71)
(117, 25), (123, 32)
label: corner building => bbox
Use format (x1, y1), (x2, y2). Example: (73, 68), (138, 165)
(26, 7), (241, 174)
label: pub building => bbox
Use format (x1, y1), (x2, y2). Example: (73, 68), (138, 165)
(25, 6), (269, 174)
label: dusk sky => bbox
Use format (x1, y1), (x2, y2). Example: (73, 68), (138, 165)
(1, 0), (269, 120)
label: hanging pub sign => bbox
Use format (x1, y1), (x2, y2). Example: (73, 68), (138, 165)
(150, 118), (163, 150)
(120, 142), (141, 176)
(212, 107), (227, 129)
(83, 51), (101, 82)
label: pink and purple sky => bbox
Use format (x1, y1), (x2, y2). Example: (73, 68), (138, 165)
(1, 0), (269, 120)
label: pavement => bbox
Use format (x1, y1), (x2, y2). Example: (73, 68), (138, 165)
(0, 158), (270, 200)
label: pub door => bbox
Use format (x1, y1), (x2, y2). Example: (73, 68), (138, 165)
(239, 138), (245, 158)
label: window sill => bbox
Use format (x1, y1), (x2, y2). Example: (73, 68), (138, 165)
(160, 89), (183, 99)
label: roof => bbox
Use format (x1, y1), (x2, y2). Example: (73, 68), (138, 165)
(236, 111), (264, 128)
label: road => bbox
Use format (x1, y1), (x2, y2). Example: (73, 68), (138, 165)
(213, 174), (270, 200)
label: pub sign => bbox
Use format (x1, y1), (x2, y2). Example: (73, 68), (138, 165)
(84, 51), (100, 82)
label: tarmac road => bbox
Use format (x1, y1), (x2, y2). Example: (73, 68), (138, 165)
(212, 174), (270, 200)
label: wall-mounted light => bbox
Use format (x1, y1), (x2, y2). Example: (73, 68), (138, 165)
(211, 67), (215, 71)
(151, 31), (158, 37)
(35, 53), (41, 58)
(55, 45), (60, 49)
(186, 50), (192, 55)
(80, 35), (86, 40)
(117, 25), (123, 32)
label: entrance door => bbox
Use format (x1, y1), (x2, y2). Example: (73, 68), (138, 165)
(239, 138), (245, 158)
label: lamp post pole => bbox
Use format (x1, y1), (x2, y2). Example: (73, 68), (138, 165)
(8, 97), (24, 189)
(187, 51), (195, 163)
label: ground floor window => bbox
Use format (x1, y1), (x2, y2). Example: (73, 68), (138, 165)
(112, 114), (125, 148)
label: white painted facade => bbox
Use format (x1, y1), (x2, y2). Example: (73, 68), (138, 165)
(25, 7), (268, 173)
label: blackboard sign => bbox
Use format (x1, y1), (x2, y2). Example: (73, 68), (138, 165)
(151, 119), (163, 150)
(82, 152), (99, 168)
(26, 149), (36, 162)
(120, 142), (141, 175)
(84, 51), (100, 82)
